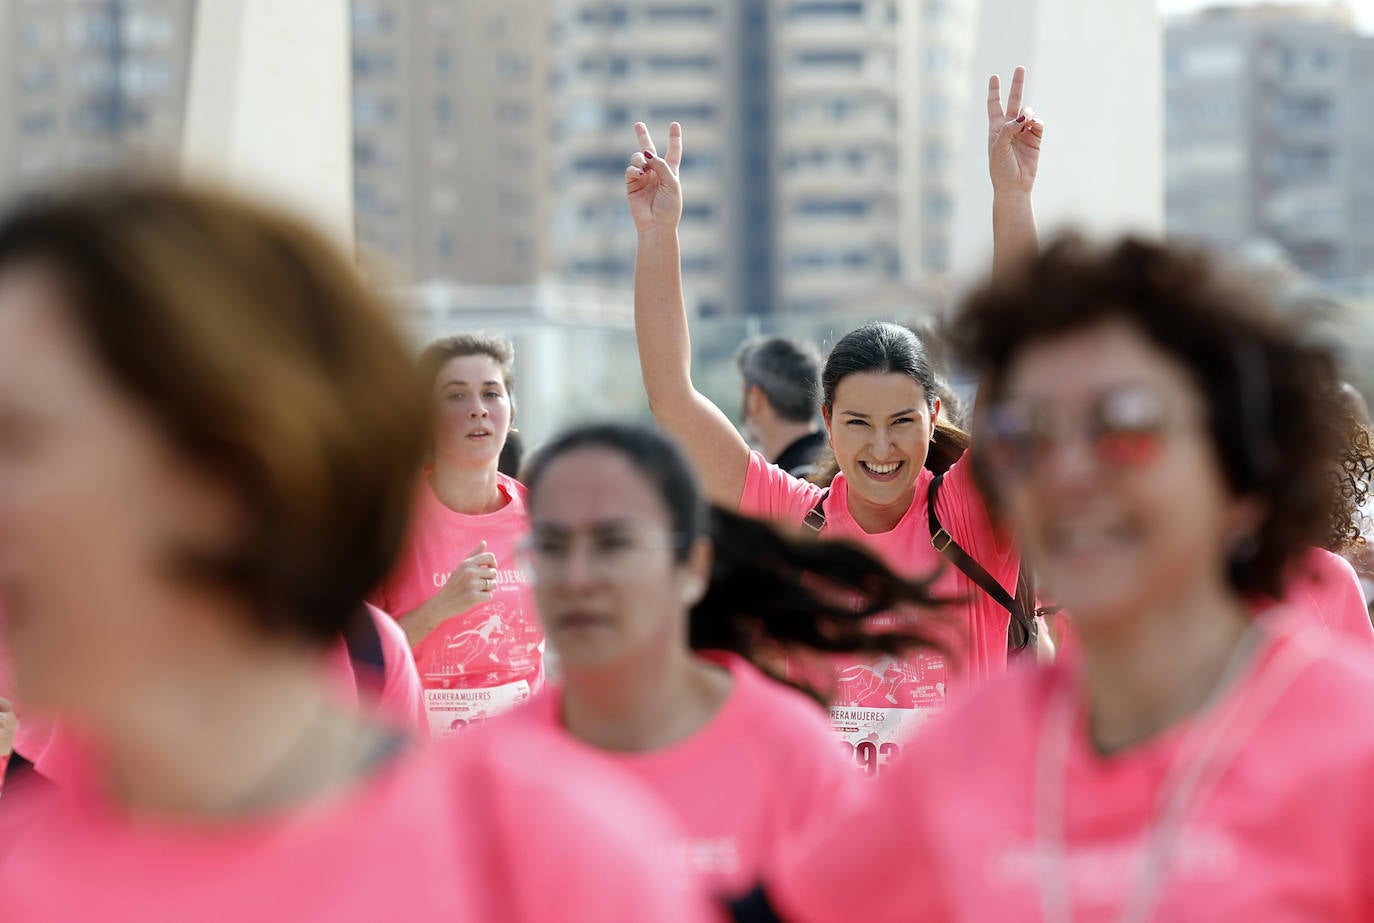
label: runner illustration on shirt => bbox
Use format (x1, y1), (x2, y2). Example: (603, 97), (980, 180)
(835, 657), (946, 709)
(440, 606), (511, 673)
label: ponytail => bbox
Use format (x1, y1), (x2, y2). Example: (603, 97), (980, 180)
(691, 507), (958, 701)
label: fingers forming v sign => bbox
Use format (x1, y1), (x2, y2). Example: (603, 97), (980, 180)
(987, 66), (1045, 196)
(625, 122), (684, 234)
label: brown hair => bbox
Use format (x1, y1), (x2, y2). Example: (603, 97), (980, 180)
(416, 333), (517, 452)
(0, 180), (427, 644)
(952, 234), (1373, 598)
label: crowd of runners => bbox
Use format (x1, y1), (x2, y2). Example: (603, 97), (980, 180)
(3, 67), (1374, 922)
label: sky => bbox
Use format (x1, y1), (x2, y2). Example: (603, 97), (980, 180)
(1156, 0), (1374, 32)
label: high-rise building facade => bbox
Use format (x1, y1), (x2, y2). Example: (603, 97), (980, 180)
(351, 0), (551, 286)
(0, 0), (195, 198)
(772, 0), (976, 313)
(547, 0), (739, 315)
(548, 0), (976, 316)
(1165, 4), (1374, 284)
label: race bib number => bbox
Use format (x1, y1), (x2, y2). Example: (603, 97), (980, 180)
(424, 680), (530, 739)
(829, 652), (948, 777)
(830, 704), (943, 777)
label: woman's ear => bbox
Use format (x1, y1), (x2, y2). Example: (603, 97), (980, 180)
(680, 537), (713, 607)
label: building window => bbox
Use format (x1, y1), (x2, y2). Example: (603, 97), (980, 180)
(20, 109), (57, 135)
(496, 55), (530, 79)
(796, 198), (870, 218)
(352, 4), (396, 35)
(922, 190), (953, 222)
(121, 60), (171, 95)
(496, 101), (531, 124)
(787, 1), (864, 18)
(792, 49), (865, 70)
(646, 4), (716, 23)
(647, 104), (718, 122)
(647, 54), (716, 73)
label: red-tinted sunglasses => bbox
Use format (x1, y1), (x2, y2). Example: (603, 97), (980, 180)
(980, 385), (1170, 479)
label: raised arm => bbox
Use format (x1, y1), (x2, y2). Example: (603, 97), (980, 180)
(626, 122), (751, 508)
(987, 66), (1044, 277)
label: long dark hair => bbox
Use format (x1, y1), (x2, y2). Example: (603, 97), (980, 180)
(524, 423), (957, 698)
(809, 321), (970, 485)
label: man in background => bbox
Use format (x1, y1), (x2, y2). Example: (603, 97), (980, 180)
(736, 336), (826, 478)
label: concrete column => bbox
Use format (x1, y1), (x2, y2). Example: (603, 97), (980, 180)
(181, 0), (352, 246)
(951, 0), (1164, 278)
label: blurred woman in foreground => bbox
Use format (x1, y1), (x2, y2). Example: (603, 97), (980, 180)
(0, 181), (714, 922)
(739, 236), (1374, 921)
(511, 422), (953, 898)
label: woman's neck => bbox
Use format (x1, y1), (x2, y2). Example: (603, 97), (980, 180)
(560, 645), (733, 753)
(1078, 579), (1255, 754)
(429, 459), (505, 515)
(102, 639), (379, 817)
(845, 483), (917, 534)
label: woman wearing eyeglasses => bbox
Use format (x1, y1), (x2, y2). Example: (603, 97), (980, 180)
(507, 422), (954, 900)
(626, 68), (1045, 776)
(737, 236), (1374, 921)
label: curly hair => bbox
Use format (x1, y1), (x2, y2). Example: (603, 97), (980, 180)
(952, 234), (1373, 599)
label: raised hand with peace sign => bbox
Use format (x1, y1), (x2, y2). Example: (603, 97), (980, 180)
(987, 66), (1044, 274)
(625, 121), (685, 237)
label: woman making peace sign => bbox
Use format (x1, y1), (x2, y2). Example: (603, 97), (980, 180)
(626, 68), (1045, 771)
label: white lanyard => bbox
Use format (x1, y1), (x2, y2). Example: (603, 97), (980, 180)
(1033, 622), (1315, 923)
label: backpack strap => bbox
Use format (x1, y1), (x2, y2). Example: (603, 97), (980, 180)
(801, 488), (830, 534)
(343, 607), (387, 697)
(927, 473), (1037, 645)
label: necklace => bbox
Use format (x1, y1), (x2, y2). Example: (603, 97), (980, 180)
(1033, 620), (1315, 923)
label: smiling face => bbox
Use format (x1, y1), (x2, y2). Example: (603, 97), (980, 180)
(431, 354), (512, 470)
(824, 372), (938, 516)
(527, 447), (709, 670)
(0, 264), (244, 714)
(987, 318), (1256, 630)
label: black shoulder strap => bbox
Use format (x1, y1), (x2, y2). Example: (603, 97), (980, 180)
(927, 473), (1036, 641)
(801, 487), (830, 534)
(343, 607), (386, 695)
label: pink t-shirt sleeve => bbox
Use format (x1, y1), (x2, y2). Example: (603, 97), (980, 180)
(738, 450), (825, 525)
(1283, 548), (1374, 650)
(368, 604), (428, 734)
(938, 451), (1016, 568)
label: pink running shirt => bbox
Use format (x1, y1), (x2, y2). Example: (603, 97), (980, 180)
(766, 611), (1374, 922)
(739, 450), (1017, 776)
(325, 604), (428, 734)
(370, 472), (543, 738)
(515, 652), (856, 898)
(1283, 547), (1374, 650)
(0, 723), (722, 923)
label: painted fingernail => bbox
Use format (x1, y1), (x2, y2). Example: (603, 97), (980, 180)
(644, 150), (654, 159)
(1015, 115), (1026, 123)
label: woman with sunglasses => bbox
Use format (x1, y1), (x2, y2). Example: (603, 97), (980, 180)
(736, 236), (1374, 921)
(626, 69), (1045, 773)
(369, 335), (544, 739)
(0, 182), (718, 922)
(508, 422), (953, 899)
